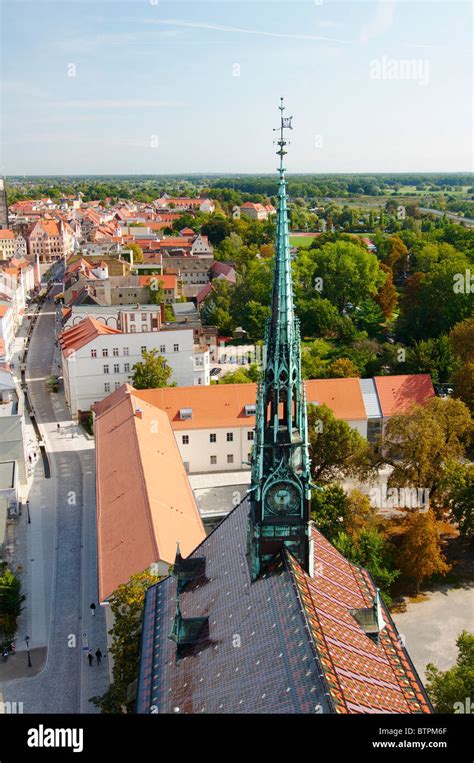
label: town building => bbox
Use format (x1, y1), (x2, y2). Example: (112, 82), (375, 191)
(135, 103), (431, 715)
(240, 201), (276, 221)
(59, 316), (210, 417)
(93, 386), (206, 651)
(127, 374), (434, 475)
(27, 218), (75, 262)
(0, 230), (16, 260)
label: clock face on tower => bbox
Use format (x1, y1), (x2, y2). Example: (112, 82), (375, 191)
(265, 481), (300, 517)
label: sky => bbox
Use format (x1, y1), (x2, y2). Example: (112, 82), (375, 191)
(0, 0), (472, 175)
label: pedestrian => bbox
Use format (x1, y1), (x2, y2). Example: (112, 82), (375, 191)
(95, 648), (102, 665)
(28, 454), (32, 464)
(57, 423), (60, 432)
(87, 650), (94, 667)
(90, 602), (96, 616)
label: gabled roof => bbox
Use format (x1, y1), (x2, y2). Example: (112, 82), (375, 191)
(374, 374), (435, 417)
(94, 385), (205, 601)
(136, 498), (431, 714)
(59, 316), (121, 356)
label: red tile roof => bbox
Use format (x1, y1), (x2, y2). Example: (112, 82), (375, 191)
(94, 385), (205, 601)
(59, 316), (120, 357)
(374, 374), (435, 417)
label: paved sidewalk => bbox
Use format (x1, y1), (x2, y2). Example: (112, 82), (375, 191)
(0, 300), (109, 713)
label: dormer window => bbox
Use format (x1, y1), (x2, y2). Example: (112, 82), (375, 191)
(179, 408), (192, 421)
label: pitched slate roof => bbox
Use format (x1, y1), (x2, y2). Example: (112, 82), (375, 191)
(136, 499), (432, 715)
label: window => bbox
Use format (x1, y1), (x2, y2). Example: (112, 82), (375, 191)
(210, 433), (216, 443)
(173, 343), (179, 352)
(160, 344), (166, 353)
(247, 431), (254, 441)
(113, 348), (119, 357)
(142, 324), (147, 332)
(210, 455), (217, 465)
(130, 314), (135, 322)
(141, 346), (146, 354)
(141, 313), (147, 321)
(102, 349), (108, 357)
(226, 432), (233, 442)
(103, 365), (109, 374)
(114, 364), (120, 373)
(91, 349), (97, 358)
(104, 382), (110, 392)
(182, 435), (189, 445)
(197, 377), (202, 385)
(124, 363), (130, 373)
(115, 382), (121, 390)
(227, 454), (234, 464)
(179, 408), (193, 420)
(130, 325), (136, 333)
(123, 347), (129, 356)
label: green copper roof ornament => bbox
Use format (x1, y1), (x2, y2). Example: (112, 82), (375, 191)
(248, 99), (312, 581)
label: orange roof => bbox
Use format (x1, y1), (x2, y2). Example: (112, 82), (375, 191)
(138, 274), (177, 289)
(305, 378), (366, 420)
(0, 305), (11, 317)
(374, 374), (435, 417)
(0, 230), (15, 240)
(35, 219), (61, 236)
(59, 316), (121, 357)
(131, 377), (366, 430)
(94, 385), (205, 601)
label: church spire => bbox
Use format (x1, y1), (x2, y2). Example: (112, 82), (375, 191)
(248, 99), (312, 581)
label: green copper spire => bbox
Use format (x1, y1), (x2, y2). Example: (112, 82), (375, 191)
(248, 99), (312, 580)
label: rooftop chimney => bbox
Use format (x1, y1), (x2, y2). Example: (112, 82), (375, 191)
(135, 407), (143, 419)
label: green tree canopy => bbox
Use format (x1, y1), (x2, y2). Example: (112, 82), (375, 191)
(426, 631), (474, 713)
(131, 349), (174, 389)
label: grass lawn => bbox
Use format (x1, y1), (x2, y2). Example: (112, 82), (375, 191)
(289, 234), (318, 248)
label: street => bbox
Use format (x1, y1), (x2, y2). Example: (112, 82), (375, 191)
(0, 298), (109, 713)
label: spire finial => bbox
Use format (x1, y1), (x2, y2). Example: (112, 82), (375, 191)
(273, 97), (292, 175)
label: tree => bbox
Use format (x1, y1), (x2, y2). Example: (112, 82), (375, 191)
(0, 563), (25, 647)
(449, 317), (474, 362)
(334, 528), (399, 604)
(201, 215), (231, 246)
(310, 241), (385, 312)
(308, 403), (375, 484)
(240, 300), (270, 343)
(131, 349), (174, 389)
(327, 357), (360, 378)
(311, 485), (348, 543)
(147, 283), (164, 306)
(440, 460), (474, 539)
(425, 631), (474, 713)
(126, 242), (144, 264)
(298, 297), (340, 339)
(451, 361), (474, 413)
(91, 568), (160, 713)
(201, 279), (235, 336)
(375, 263), (398, 318)
(382, 235), (409, 275)
(345, 489), (382, 540)
(383, 397), (473, 510)
(405, 335), (455, 383)
(396, 510), (450, 594)
(352, 299), (386, 337)
(397, 257), (472, 341)
(219, 364), (260, 384)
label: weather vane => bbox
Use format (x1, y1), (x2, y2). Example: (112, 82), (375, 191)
(273, 97), (293, 168)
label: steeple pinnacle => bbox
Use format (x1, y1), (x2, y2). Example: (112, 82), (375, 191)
(248, 100), (312, 581)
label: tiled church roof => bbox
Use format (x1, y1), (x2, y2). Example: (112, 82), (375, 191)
(136, 499), (432, 715)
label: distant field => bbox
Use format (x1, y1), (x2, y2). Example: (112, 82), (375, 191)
(289, 234), (318, 248)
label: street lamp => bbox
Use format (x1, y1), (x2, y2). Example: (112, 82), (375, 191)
(25, 635), (32, 668)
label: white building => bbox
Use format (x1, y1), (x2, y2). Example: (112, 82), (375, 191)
(120, 374), (435, 475)
(59, 316), (210, 416)
(0, 369), (28, 487)
(0, 305), (15, 361)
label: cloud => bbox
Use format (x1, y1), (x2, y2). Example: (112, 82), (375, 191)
(143, 18), (354, 45)
(360, 0), (397, 43)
